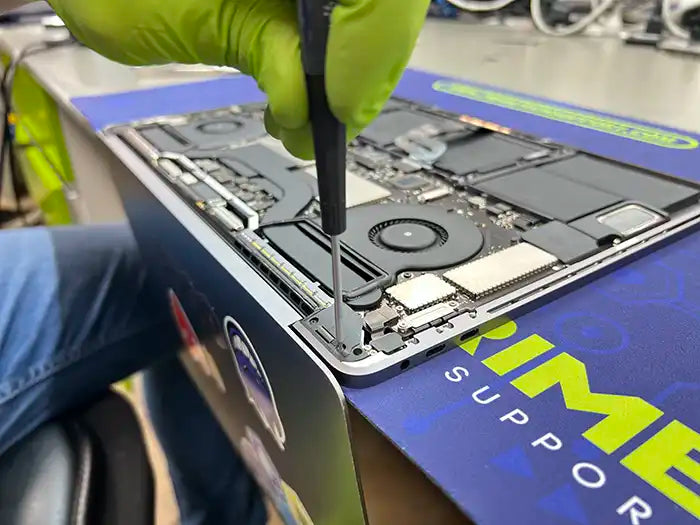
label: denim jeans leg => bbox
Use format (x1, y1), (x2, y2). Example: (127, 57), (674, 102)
(0, 224), (264, 525)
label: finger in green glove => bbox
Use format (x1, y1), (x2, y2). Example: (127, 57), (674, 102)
(48, 0), (429, 159)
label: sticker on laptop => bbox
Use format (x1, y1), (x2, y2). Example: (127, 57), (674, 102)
(224, 315), (286, 449)
(240, 427), (313, 525)
(168, 289), (226, 392)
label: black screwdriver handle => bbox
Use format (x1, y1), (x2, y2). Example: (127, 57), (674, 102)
(306, 75), (346, 235)
(297, 0), (347, 236)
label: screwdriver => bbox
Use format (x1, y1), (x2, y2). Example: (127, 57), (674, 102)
(296, 0), (347, 352)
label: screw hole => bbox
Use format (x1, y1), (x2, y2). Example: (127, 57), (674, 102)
(400, 359), (410, 370)
(309, 317), (318, 324)
(353, 347), (362, 356)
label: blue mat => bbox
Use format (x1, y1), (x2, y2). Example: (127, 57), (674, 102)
(72, 75), (265, 131)
(72, 68), (700, 525)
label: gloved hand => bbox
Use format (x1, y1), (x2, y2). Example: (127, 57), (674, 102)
(48, 0), (429, 159)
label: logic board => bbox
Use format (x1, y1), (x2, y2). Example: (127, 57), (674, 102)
(112, 98), (700, 384)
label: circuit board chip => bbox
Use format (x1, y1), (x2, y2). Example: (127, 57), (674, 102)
(386, 274), (456, 310)
(444, 243), (557, 298)
(306, 166), (391, 207)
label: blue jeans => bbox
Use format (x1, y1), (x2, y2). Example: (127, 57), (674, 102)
(0, 224), (266, 525)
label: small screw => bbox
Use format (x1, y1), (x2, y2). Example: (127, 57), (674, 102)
(448, 300), (458, 307)
(410, 337), (419, 344)
(402, 272), (413, 279)
(469, 310), (478, 318)
(552, 264), (563, 271)
(396, 305), (404, 312)
(613, 238), (621, 245)
(363, 344), (372, 351)
(398, 321), (408, 331)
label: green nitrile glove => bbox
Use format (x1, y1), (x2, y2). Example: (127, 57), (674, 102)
(48, 0), (429, 159)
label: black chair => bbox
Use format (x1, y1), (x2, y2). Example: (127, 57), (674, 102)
(0, 390), (154, 525)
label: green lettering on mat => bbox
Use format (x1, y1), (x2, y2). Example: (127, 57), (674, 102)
(432, 80), (698, 150)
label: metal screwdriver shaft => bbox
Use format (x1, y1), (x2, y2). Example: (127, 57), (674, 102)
(330, 236), (344, 348)
(297, 0), (347, 351)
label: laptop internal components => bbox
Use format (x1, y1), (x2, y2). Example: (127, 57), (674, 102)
(112, 97), (700, 382)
